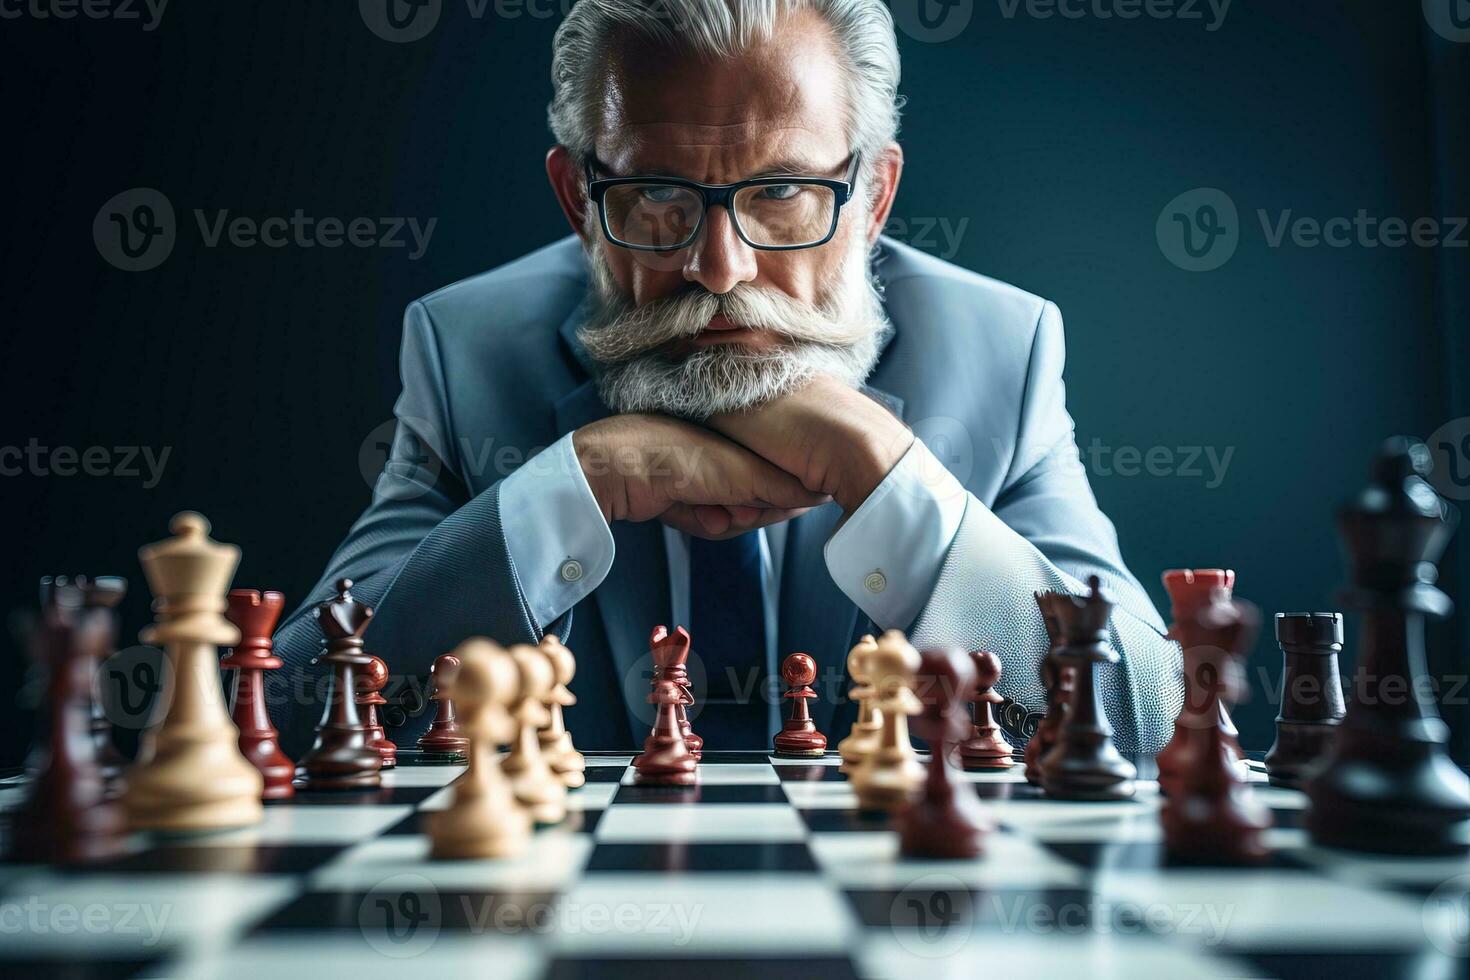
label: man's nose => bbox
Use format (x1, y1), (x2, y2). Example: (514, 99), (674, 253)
(683, 205), (757, 294)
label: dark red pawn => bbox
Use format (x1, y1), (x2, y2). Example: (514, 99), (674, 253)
(418, 653), (469, 755)
(357, 655), (397, 769)
(774, 652), (827, 757)
(900, 647), (994, 858)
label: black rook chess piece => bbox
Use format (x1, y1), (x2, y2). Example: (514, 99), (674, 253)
(295, 579), (384, 791)
(1264, 612), (1346, 789)
(1041, 577), (1137, 801)
(1304, 438), (1470, 854)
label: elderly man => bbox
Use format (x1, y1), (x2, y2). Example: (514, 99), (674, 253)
(274, 0), (1182, 755)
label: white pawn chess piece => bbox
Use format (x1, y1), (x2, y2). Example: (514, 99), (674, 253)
(838, 634), (882, 774)
(500, 644), (567, 824)
(123, 513), (263, 832)
(427, 639), (531, 859)
(851, 630), (925, 813)
(537, 635), (586, 789)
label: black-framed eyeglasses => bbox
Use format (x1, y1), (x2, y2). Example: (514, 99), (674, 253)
(584, 153), (860, 252)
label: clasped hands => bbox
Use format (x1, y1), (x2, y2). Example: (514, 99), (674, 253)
(573, 374), (914, 539)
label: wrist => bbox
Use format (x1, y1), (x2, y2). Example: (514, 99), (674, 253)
(835, 427), (912, 513)
(572, 423), (617, 523)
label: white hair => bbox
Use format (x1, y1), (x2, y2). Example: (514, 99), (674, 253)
(548, 0), (903, 169)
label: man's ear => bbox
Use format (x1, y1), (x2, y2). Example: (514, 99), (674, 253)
(547, 145), (592, 243)
(863, 143), (903, 247)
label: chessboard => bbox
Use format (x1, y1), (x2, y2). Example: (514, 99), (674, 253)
(2, 752), (1466, 980)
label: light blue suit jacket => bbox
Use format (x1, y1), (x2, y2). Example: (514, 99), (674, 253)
(273, 235), (1182, 756)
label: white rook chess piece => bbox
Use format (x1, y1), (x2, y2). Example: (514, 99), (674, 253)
(123, 512), (263, 832)
(427, 639), (531, 859)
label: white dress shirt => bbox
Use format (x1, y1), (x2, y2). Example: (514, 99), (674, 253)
(499, 432), (968, 657)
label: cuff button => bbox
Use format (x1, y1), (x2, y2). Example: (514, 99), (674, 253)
(863, 570), (887, 594)
(559, 559), (584, 583)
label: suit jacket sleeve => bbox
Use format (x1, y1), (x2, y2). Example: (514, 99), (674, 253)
(271, 300), (571, 754)
(906, 301), (1183, 754)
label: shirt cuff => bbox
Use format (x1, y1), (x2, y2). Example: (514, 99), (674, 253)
(823, 438), (967, 629)
(498, 432), (615, 629)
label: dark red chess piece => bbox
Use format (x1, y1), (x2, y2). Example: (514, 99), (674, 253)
(1041, 577), (1137, 801)
(357, 655), (396, 769)
(958, 650), (1015, 770)
(223, 589), (294, 800)
(1024, 592), (1070, 785)
(1162, 588), (1270, 864)
(11, 576), (129, 863)
(635, 629), (699, 785)
(1306, 439), (1470, 854)
(652, 625), (701, 759)
(295, 579), (383, 790)
(773, 652), (827, 757)
(418, 653), (469, 755)
(900, 647), (994, 858)
(1157, 569), (1243, 797)
(80, 579), (128, 801)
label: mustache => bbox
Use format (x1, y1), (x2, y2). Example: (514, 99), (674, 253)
(577, 281), (877, 365)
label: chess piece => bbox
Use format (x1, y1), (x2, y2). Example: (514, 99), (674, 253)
(1157, 569), (1243, 796)
(1041, 578), (1137, 801)
(426, 638), (532, 859)
(11, 576), (129, 862)
(356, 655), (397, 769)
(537, 635), (585, 789)
(124, 513), (264, 831)
(851, 630), (925, 812)
(418, 653), (470, 756)
(634, 628), (700, 785)
(837, 635), (881, 774)
(1306, 439), (1470, 854)
(652, 625), (701, 759)
(501, 645), (567, 823)
(80, 579), (129, 801)
(1264, 613), (1345, 789)
(901, 647), (995, 858)
(957, 650), (1015, 770)
(222, 589), (295, 800)
(774, 652), (827, 757)
(1024, 592), (1070, 785)
(295, 579), (383, 791)
(1161, 591), (1271, 863)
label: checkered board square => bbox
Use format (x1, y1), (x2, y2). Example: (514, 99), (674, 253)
(2, 754), (1468, 979)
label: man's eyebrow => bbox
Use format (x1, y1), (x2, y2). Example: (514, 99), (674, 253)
(616, 155), (846, 181)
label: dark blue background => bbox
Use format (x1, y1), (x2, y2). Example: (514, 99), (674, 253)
(3, 1), (1466, 763)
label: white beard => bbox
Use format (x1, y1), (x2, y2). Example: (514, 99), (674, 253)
(576, 222), (891, 421)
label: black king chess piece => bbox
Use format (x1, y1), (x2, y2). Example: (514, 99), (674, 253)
(295, 579), (384, 790)
(1304, 438), (1470, 854)
(1041, 576), (1137, 801)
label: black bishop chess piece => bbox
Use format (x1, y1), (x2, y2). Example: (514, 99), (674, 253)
(1041, 576), (1137, 801)
(1264, 612), (1346, 789)
(295, 579), (384, 791)
(1305, 438), (1470, 854)
(11, 576), (130, 863)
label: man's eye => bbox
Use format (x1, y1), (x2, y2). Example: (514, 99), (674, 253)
(757, 184), (802, 201)
(639, 186), (682, 204)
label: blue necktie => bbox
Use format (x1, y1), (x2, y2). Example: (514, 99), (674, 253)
(688, 531), (767, 748)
